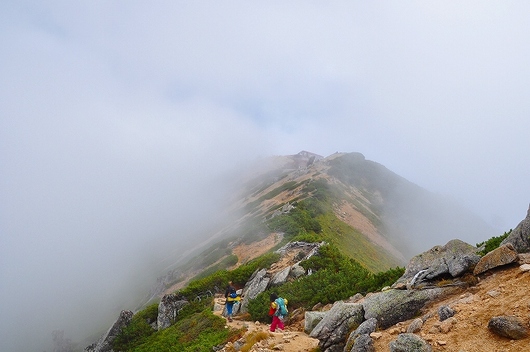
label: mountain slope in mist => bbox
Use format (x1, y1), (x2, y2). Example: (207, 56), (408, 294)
(152, 151), (495, 293)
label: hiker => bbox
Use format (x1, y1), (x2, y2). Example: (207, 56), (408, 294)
(224, 281), (238, 322)
(268, 293), (288, 332)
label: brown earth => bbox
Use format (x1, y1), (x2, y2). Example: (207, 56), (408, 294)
(371, 264), (530, 352)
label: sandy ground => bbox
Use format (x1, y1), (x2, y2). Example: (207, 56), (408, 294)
(214, 260), (530, 351)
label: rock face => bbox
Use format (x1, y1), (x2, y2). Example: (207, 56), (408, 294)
(84, 310), (133, 352)
(157, 293), (188, 330)
(393, 239), (480, 289)
(488, 315), (529, 340)
(473, 243), (519, 275)
(309, 301), (364, 352)
(501, 205), (530, 253)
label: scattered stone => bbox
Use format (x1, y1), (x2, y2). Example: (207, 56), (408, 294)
(370, 332), (383, 339)
(487, 290), (501, 297)
(389, 333), (432, 352)
(438, 305), (455, 321)
(407, 318), (423, 333)
(488, 315), (529, 340)
(520, 264), (530, 272)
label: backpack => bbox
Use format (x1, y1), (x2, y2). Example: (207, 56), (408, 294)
(275, 297), (288, 316)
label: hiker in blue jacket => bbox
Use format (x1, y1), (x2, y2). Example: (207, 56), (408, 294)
(224, 281), (239, 322)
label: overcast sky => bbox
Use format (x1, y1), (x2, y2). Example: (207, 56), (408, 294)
(2, 2), (530, 350)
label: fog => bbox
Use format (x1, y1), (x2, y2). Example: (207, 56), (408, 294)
(2, 2), (530, 350)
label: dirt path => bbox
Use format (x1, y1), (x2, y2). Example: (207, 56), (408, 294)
(213, 297), (319, 352)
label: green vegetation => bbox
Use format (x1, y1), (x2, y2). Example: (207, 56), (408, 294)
(476, 229), (512, 256)
(118, 304), (230, 352)
(247, 243), (404, 322)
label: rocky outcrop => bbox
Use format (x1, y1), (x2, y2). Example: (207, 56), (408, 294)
(84, 310), (133, 352)
(362, 288), (447, 329)
(501, 205), (530, 253)
(488, 315), (529, 340)
(393, 239), (480, 289)
(473, 243), (519, 275)
(239, 242), (324, 313)
(157, 293), (188, 330)
(309, 301), (364, 352)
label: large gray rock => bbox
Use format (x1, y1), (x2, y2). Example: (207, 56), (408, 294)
(84, 310), (133, 352)
(488, 315), (529, 340)
(239, 268), (270, 314)
(309, 301), (364, 352)
(157, 293), (188, 330)
(304, 311), (327, 334)
(270, 266), (291, 286)
(389, 333), (432, 352)
(501, 205), (530, 253)
(344, 318), (377, 352)
(363, 288), (446, 329)
(474, 243), (519, 275)
(393, 239), (480, 289)
(350, 334), (375, 352)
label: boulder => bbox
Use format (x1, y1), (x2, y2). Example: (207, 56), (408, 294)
(84, 310), (133, 352)
(344, 318), (377, 351)
(393, 239), (480, 289)
(239, 268), (270, 314)
(290, 263), (306, 278)
(350, 334), (375, 352)
(304, 311), (327, 334)
(437, 305), (455, 322)
(309, 301), (364, 352)
(406, 318), (423, 333)
(363, 288), (446, 329)
(270, 266), (291, 286)
(389, 333), (432, 352)
(488, 315), (529, 340)
(157, 293), (188, 330)
(473, 244), (519, 275)
(501, 205), (530, 253)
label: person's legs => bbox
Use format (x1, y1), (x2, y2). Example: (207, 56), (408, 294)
(271, 315), (284, 332)
(226, 302), (233, 321)
(277, 316), (285, 331)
